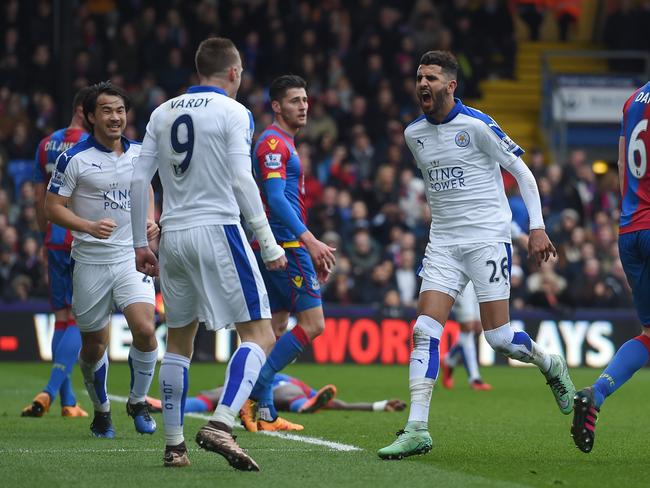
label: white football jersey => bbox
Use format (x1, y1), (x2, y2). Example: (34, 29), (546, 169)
(405, 99), (523, 246)
(139, 86), (254, 232)
(48, 136), (141, 264)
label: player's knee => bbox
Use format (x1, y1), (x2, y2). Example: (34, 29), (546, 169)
(301, 317), (325, 340)
(130, 323), (157, 350)
(80, 340), (106, 363)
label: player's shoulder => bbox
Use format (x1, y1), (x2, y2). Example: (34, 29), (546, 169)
(404, 115), (427, 136)
(125, 138), (142, 155)
(256, 127), (291, 154)
(456, 102), (497, 129)
(56, 138), (94, 168)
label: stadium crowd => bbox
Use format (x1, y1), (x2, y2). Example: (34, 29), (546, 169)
(0, 0), (633, 310)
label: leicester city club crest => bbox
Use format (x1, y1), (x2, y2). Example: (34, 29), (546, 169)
(455, 131), (470, 147)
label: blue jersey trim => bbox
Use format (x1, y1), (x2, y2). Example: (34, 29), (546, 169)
(460, 104), (525, 157)
(406, 114), (426, 128)
(54, 139), (94, 173)
(86, 135), (132, 153)
(425, 98), (463, 125)
(187, 85), (227, 96)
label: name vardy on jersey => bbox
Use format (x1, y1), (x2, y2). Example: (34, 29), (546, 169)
(171, 97), (213, 109)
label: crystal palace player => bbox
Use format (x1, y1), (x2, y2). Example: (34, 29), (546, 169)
(572, 81), (650, 453)
(147, 373), (406, 415)
(22, 88), (91, 419)
(378, 51), (575, 460)
(239, 75), (336, 433)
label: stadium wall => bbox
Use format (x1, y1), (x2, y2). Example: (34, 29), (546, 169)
(0, 303), (641, 368)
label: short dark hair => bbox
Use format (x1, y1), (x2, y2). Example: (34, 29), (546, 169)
(419, 51), (458, 79)
(82, 81), (131, 130)
(195, 37), (240, 78)
(72, 86), (92, 111)
(269, 75), (307, 103)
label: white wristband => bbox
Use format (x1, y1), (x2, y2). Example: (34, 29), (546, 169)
(372, 400), (388, 412)
(248, 214), (284, 263)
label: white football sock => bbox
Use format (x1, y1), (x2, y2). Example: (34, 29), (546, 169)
(79, 349), (110, 413)
(484, 323), (551, 371)
(128, 346), (158, 403)
(212, 342), (265, 428)
(407, 315), (443, 424)
(159, 352), (190, 446)
(458, 332), (480, 382)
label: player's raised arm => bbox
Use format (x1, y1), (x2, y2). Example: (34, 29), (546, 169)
(228, 109), (286, 271)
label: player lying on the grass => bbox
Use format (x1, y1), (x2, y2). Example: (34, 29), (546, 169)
(571, 79), (650, 454)
(22, 87), (92, 419)
(377, 50), (575, 461)
(146, 373), (406, 416)
(46, 82), (160, 439)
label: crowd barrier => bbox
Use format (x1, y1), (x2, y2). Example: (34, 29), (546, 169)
(0, 302), (641, 367)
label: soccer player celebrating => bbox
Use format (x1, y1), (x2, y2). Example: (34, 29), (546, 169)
(571, 81), (650, 453)
(46, 82), (160, 439)
(130, 38), (286, 471)
(239, 75), (336, 432)
(377, 51), (575, 460)
(22, 88), (91, 419)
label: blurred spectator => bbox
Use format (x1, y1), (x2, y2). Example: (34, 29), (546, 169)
(0, 1), (634, 309)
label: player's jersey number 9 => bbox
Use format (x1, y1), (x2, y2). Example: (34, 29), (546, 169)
(171, 114), (194, 176)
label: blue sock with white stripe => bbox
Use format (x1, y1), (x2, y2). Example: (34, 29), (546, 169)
(211, 342), (266, 429)
(484, 323), (551, 372)
(159, 352), (190, 446)
(407, 315), (444, 427)
(79, 349), (110, 413)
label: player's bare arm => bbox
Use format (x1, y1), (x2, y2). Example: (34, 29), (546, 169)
(45, 192), (116, 239)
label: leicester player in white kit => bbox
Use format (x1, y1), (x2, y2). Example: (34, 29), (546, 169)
(130, 37), (285, 471)
(46, 82), (160, 439)
(378, 51), (575, 460)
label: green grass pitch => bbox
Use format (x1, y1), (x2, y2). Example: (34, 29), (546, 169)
(1, 362), (648, 487)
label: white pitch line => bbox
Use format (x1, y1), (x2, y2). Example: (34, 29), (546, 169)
(108, 394), (362, 452)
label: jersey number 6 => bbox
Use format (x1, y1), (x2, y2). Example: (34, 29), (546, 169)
(628, 119), (648, 179)
(171, 114), (194, 176)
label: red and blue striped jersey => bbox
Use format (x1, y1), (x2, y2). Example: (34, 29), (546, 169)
(33, 127), (87, 249)
(253, 125), (307, 243)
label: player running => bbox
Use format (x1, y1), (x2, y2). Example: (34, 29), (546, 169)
(571, 81), (650, 453)
(46, 82), (160, 439)
(130, 37), (286, 471)
(22, 88), (91, 419)
(146, 373), (406, 415)
(239, 75), (336, 433)
(378, 51), (575, 460)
